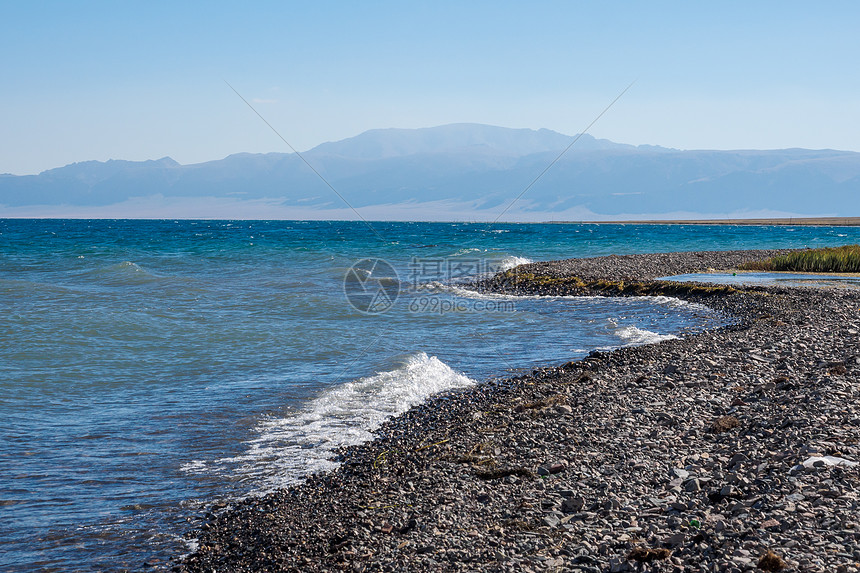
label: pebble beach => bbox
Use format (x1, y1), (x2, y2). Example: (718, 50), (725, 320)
(177, 249), (860, 573)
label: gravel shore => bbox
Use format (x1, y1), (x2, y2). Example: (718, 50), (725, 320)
(515, 249), (797, 281)
(176, 250), (860, 573)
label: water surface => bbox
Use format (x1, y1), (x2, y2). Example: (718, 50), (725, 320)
(2, 219), (859, 571)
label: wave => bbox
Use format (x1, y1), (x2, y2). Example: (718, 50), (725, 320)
(598, 319), (678, 350)
(80, 261), (164, 286)
(449, 247), (483, 257)
(194, 352), (475, 492)
(648, 294), (712, 312)
(615, 325), (679, 345)
(432, 286), (716, 325)
(498, 256), (533, 271)
(436, 283), (593, 302)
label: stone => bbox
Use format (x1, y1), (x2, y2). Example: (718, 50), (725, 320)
(542, 515), (560, 528)
(562, 497), (585, 513)
(548, 462), (566, 474)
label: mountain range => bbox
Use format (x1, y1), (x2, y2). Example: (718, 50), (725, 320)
(2, 123), (859, 220)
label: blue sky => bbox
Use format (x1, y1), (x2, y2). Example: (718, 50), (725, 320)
(2, 1), (859, 175)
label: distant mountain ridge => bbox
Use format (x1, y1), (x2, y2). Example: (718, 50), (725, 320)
(1, 123), (858, 220)
(308, 123), (636, 159)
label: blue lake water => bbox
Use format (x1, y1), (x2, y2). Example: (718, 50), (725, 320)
(662, 271), (860, 289)
(1, 219), (859, 571)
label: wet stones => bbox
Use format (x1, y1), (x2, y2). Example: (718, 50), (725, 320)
(178, 251), (860, 573)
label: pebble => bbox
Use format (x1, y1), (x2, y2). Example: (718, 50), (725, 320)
(178, 250), (860, 573)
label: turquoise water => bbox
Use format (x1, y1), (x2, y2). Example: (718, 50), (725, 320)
(2, 219), (859, 571)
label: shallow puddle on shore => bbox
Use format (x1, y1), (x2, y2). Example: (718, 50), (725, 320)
(660, 271), (860, 289)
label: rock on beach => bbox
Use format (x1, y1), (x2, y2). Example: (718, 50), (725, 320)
(176, 250), (860, 573)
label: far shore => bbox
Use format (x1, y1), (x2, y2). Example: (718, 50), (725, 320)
(545, 216), (860, 226)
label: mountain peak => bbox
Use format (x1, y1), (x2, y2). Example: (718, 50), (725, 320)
(3, 124), (858, 219)
(307, 123), (629, 160)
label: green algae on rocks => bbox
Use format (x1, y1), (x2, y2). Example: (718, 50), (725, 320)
(492, 271), (737, 298)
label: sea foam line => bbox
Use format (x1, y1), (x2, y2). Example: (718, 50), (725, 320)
(184, 352), (475, 493)
(440, 284), (711, 312)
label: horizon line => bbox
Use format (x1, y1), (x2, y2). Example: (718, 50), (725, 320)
(1, 216), (858, 227)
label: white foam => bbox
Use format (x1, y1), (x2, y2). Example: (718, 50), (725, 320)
(614, 325), (679, 346)
(597, 319), (678, 350)
(498, 256), (533, 271)
(213, 352), (475, 492)
(442, 284), (520, 300)
(428, 286), (715, 327)
(450, 247), (483, 256)
(644, 295), (713, 312)
(179, 460), (208, 474)
(444, 283), (601, 302)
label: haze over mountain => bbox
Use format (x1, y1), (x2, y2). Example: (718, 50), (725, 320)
(2, 123), (858, 220)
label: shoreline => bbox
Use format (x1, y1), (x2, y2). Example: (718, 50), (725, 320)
(543, 217), (860, 227)
(177, 250), (860, 573)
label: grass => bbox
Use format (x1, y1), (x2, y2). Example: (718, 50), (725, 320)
(628, 547), (672, 563)
(739, 245), (860, 273)
(710, 415), (741, 434)
(757, 550), (787, 572)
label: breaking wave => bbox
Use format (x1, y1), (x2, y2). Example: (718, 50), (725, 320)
(186, 353), (476, 492)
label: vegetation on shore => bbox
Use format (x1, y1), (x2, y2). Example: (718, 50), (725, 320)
(739, 245), (860, 273)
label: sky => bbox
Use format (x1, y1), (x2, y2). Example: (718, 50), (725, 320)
(2, 1), (860, 175)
